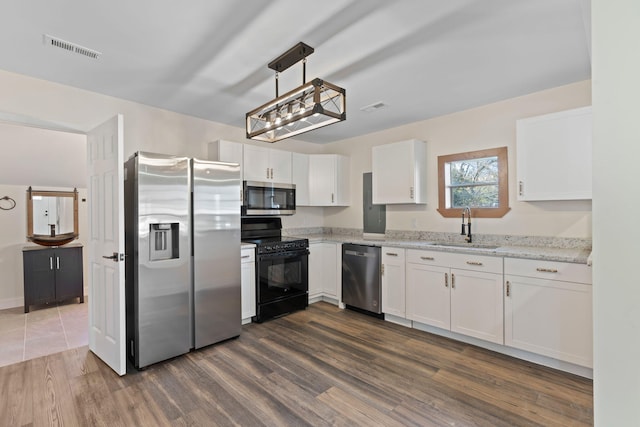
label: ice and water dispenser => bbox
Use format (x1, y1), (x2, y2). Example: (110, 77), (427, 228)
(149, 223), (179, 261)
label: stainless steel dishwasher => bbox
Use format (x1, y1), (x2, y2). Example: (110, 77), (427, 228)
(342, 243), (382, 316)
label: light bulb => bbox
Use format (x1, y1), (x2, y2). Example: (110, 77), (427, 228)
(275, 117), (281, 125)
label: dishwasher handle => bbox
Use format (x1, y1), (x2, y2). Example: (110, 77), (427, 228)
(344, 249), (378, 258)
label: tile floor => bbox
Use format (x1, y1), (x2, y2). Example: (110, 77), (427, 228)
(0, 298), (88, 368)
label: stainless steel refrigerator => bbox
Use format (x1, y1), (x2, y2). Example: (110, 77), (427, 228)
(125, 152), (241, 369)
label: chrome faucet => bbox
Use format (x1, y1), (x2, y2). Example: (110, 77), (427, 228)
(461, 207), (472, 243)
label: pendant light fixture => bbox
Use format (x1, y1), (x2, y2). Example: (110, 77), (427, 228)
(246, 42), (346, 143)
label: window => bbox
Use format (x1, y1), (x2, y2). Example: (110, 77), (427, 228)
(437, 147), (510, 218)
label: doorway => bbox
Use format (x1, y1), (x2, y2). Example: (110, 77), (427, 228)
(0, 121), (89, 367)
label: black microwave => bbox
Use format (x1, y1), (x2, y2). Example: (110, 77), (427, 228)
(242, 181), (296, 216)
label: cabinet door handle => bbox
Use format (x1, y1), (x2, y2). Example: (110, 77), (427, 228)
(519, 181), (524, 196)
(466, 261), (483, 266)
(270, 168), (274, 179)
(331, 193), (335, 203)
(410, 186), (414, 199)
(451, 273), (455, 289)
(420, 256), (434, 261)
(56, 257), (60, 270)
(445, 273), (448, 288)
(536, 267), (558, 273)
(241, 255), (251, 259)
(266, 168), (270, 179)
(506, 281), (511, 297)
(385, 252), (398, 256)
(50, 256), (53, 270)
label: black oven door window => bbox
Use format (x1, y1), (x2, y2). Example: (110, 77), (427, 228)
(258, 251), (308, 303)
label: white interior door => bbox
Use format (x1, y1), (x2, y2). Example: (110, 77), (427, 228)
(86, 115), (126, 375)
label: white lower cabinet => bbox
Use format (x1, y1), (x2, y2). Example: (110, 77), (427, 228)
(309, 242), (340, 302)
(449, 268), (504, 345)
(381, 247), (406, 317)
(406, 263), (451, 329)
(241, 247), (256, 324)
(406, 249), (504, 345)
(504, 258), (593, 367)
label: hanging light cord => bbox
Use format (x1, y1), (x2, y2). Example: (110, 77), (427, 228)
(0, 196), (16, 210)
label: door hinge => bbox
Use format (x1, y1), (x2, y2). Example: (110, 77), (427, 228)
(381, 264), (384, 275)
(506, 281), (511, 297)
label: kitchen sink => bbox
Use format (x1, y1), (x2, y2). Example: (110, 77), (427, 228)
(427, 242), (500, 250)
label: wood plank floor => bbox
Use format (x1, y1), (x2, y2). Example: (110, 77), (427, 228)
(0, 302), (593, 426)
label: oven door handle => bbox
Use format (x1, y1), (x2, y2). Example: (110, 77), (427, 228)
(258, 250), (309, 259)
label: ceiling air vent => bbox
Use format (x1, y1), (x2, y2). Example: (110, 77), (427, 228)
(43, 34), (101, 59)
(360, 101), (387, 113)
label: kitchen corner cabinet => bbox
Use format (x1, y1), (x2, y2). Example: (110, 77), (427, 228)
(23, 245), (84, 313)
(516, 106), (592, 201)
(241, 246), (256, 324)
(406, 249), (504, 345)
(208, 140), (244, 179)
(381, 247), (406, 317)
(308, 154), (350, 206)
(372, 139), (427, 204)
(292, 152), (310, 206)
(504, 258), (593, 367)
(309, 242), (340, 301)
(243, 145), (292, 183)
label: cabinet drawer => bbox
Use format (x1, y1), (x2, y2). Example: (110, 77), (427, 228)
(406, 249), (456, 267)
(504, 258), (591, 284)
(448, 253), (503, 274)
(241, 248), (255, 263)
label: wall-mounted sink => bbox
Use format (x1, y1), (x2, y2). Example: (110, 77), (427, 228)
(427, 242), (501, 250)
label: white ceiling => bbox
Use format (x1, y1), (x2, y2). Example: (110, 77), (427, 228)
(0, 0), (591, 144)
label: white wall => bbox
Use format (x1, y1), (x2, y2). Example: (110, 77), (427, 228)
(0, 69), (323, 163)
(321, 80), (592, 238)
(592, 0), (640, 424)
(0, 122), (87, 187)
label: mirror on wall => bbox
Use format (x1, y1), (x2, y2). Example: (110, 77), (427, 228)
(27, 187), (79, 246)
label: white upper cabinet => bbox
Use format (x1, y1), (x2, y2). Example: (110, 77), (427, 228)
(372, 139), (427, 204)
(516, 106), (592, 201)
(243, 145), (292, 183)
(309, 154), (350, 206)
(291, 152), (310, 206)
(208, 140), (243, 179)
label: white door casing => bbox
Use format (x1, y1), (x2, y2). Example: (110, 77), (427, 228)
(87, 115), (126, 376)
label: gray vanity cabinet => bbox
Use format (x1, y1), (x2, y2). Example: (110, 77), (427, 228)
(23, 245), (84, 313)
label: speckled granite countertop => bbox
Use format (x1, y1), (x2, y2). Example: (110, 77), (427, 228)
(290, 233), (592, 265)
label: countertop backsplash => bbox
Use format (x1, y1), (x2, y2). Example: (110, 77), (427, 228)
(283, 227), (592, 264)
(283, 227), (591, 250)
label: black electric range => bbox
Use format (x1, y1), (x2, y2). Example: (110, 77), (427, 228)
(241, 217), (309, 322)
